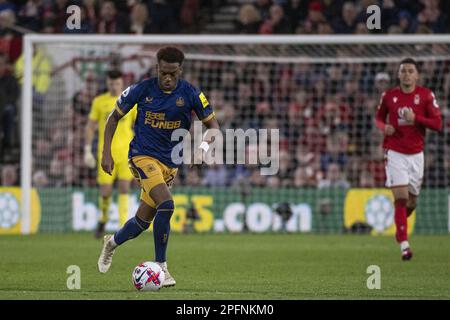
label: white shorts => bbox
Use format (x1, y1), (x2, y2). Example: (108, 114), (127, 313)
(385, 149), (424, 196)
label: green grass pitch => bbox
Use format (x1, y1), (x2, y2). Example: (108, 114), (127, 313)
(0, 233), (449, 300)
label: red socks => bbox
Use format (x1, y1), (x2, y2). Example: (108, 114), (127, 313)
(395, 199), (408, 243)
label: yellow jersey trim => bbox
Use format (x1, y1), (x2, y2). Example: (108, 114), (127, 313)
(115, 103), (125, 116)
(201, 112), (216, 123)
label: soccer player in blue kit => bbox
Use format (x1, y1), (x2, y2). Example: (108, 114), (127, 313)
(97, 47), (219, 287)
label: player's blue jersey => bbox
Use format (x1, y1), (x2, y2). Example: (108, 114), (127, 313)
(115, 77), (215, 168)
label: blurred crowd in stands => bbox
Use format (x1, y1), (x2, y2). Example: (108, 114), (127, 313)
(236, 0), (450, 35)
(0, 0), (215, 35)
(0, 0), (447, 39)
(1, 0), (449, 189)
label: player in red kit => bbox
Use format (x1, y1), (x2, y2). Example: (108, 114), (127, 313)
(375, 58), (442, 261)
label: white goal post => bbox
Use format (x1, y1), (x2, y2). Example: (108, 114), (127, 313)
(20, 34), (450, 234)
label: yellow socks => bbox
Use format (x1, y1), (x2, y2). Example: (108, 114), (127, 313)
(99, 196), (112, 224)
(118, 194), (130, 227)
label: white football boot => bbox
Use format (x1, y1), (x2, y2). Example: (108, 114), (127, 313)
(158, 262), (176, 287)
(97, 235), (116, 273)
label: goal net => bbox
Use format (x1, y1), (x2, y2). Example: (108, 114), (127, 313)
(17, 35), (450, 235)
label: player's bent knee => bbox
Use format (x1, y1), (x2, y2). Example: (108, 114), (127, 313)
(135, 215), (151, 230)
(136, 201), (157, 222)
(156, 199), (174, 215)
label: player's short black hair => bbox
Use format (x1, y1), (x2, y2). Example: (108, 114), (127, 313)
(399, 58), (420, 73)
(157, 47), (185, 66)
(106, 69), (123, 80)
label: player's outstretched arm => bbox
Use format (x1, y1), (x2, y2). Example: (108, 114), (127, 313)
(101, 109), (123, 175)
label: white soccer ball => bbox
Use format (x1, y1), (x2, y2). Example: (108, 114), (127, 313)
(132, 261), (165, 291)
(365, 195), (394, 233)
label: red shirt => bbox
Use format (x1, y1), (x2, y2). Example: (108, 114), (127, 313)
(376, 86), (442, 154)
